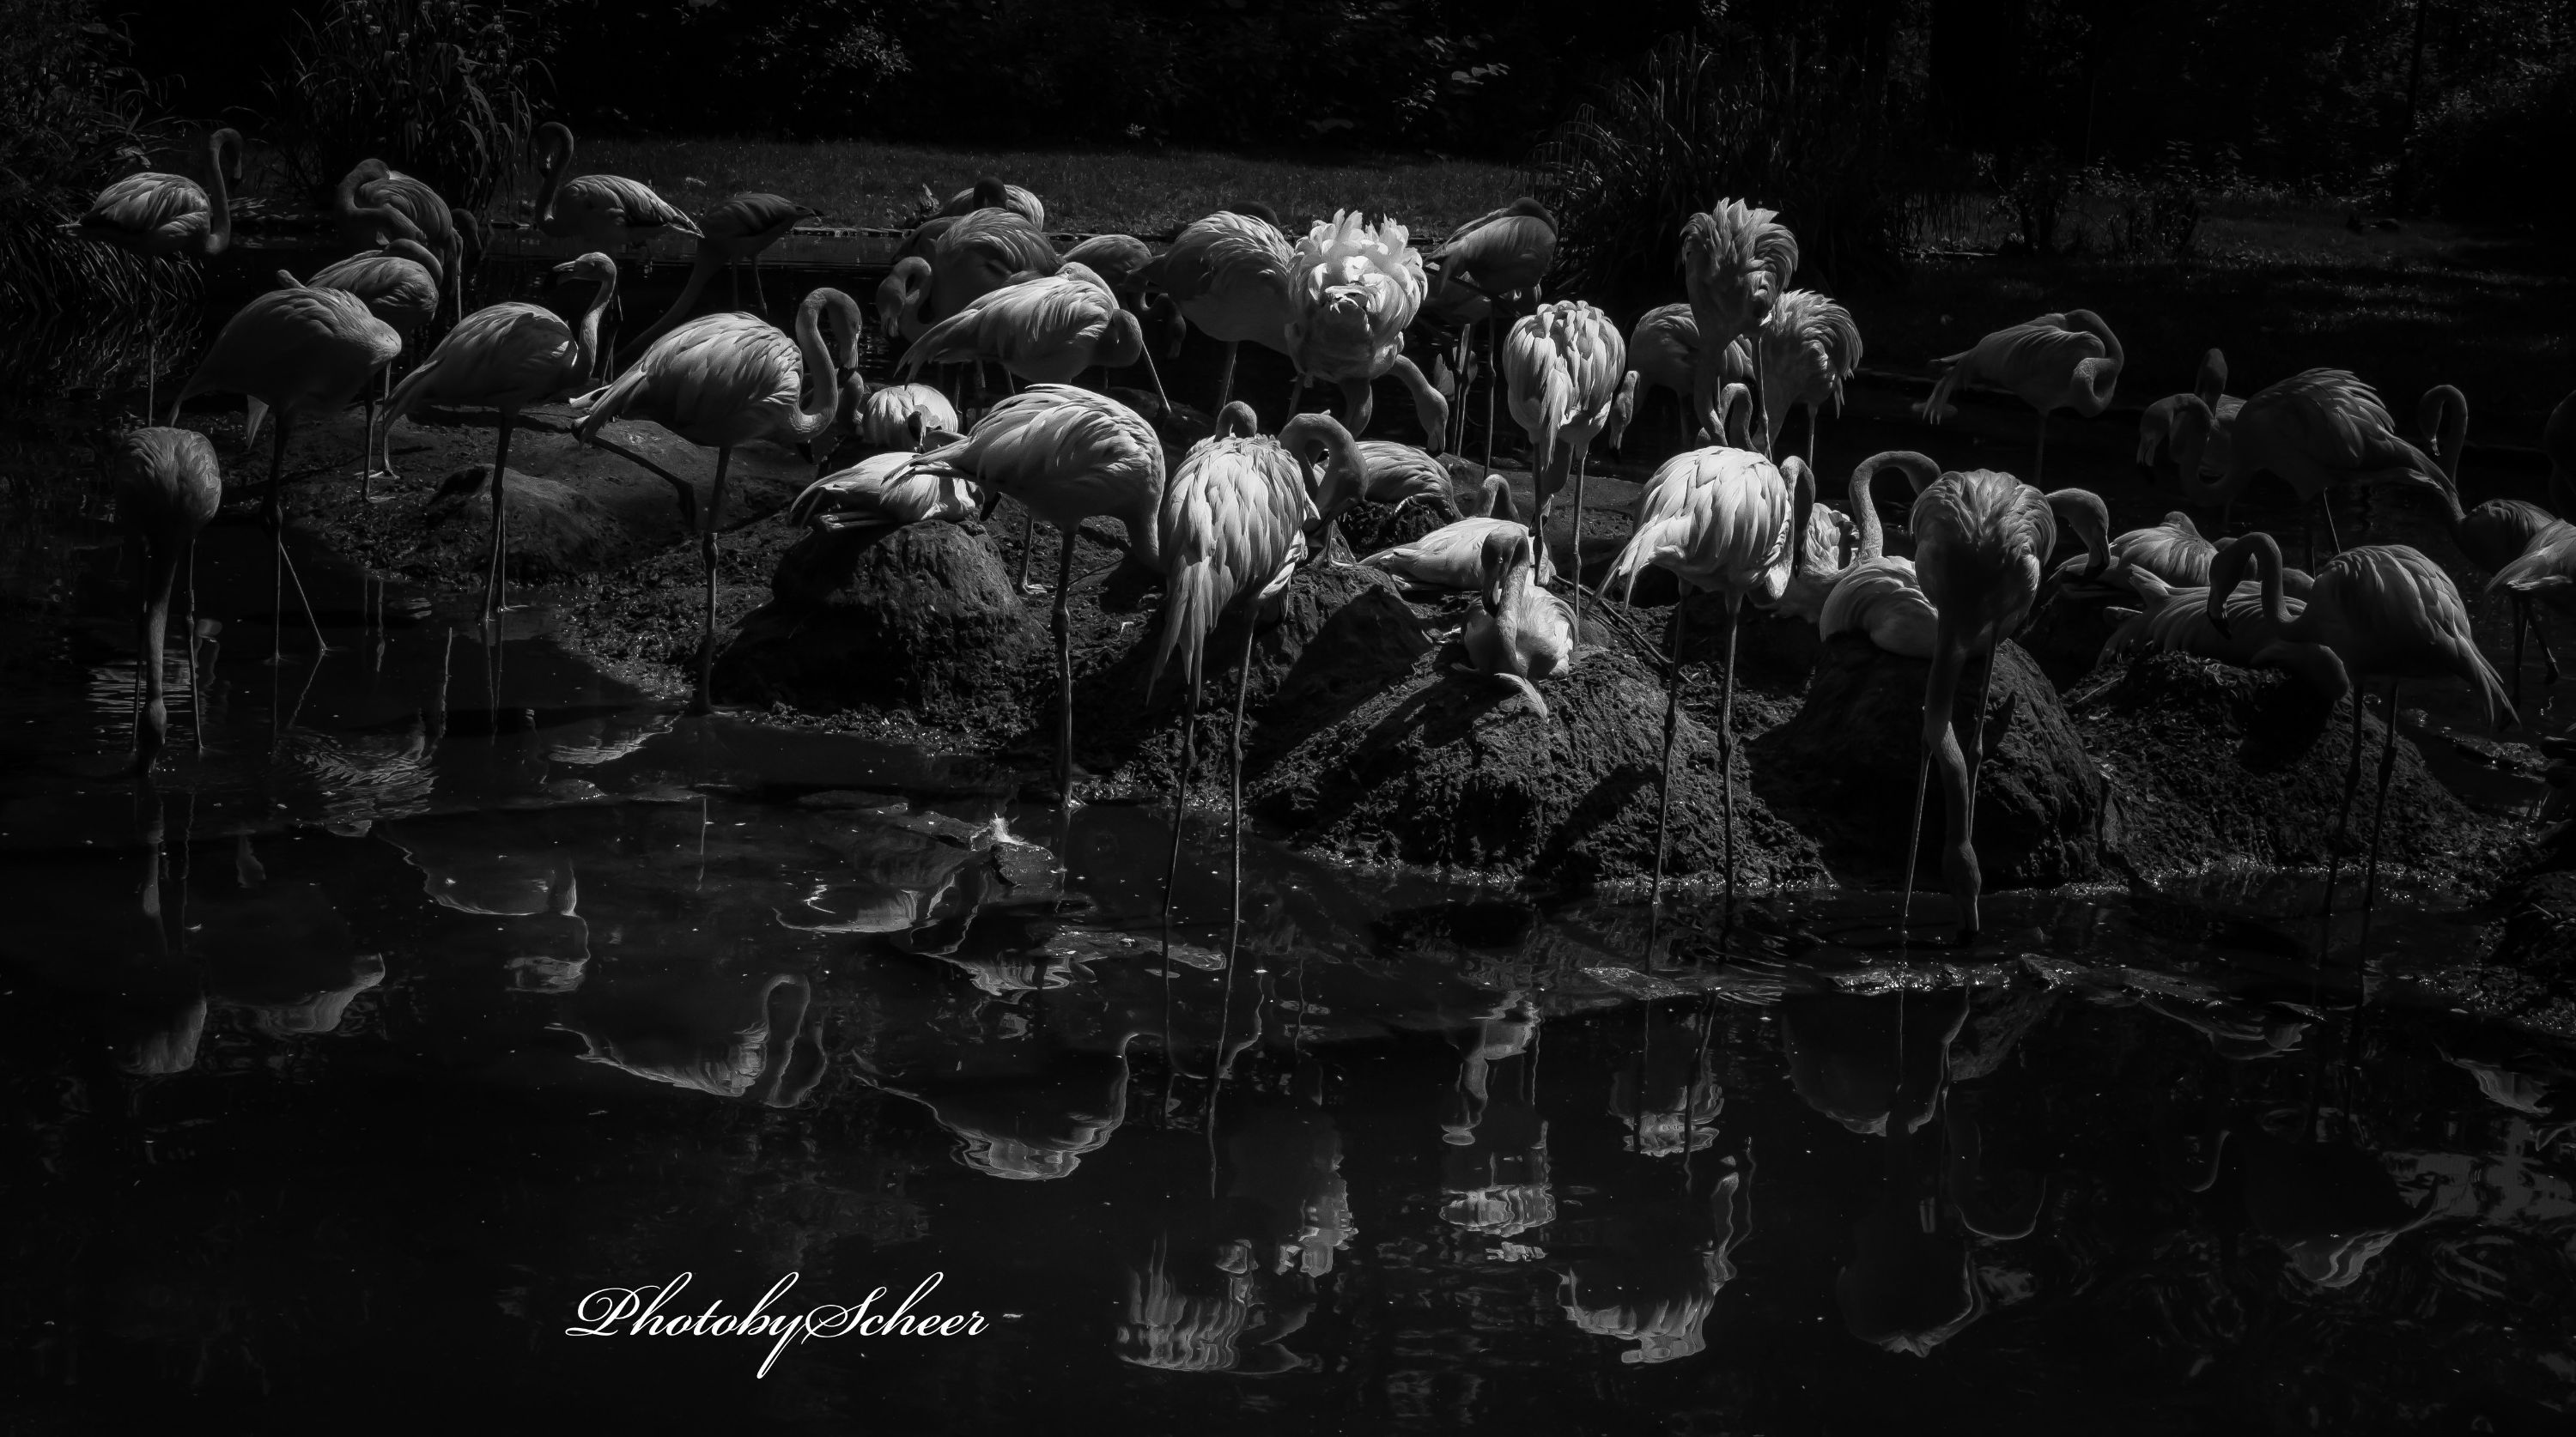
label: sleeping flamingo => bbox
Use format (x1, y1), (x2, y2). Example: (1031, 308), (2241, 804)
(1361, 474), (1546, 591)
(787, 446), (982, 539)
(1899, 469), (2109, 943)
(2137, 348), (2240, 486)
(1918, 311), (2123, 487)
(854, 382), (960, 450)
(306, 241), (441, 498)
(1354, 440), (1461, 518)
(112, 428), (223, 768)
(1457, 526), (1575, 721)
(572, 286), (866, 711)
(1284, 209), (1448, 446)
(1815, 451), (1941, 661)
(1682, 199), (1798, 453)
(333, 160), (469, 322)
(1140, 209), (1297, 418)
(1503, 300), (1623, 625)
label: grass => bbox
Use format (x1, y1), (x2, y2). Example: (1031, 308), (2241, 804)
(515, 138), (1530, 239)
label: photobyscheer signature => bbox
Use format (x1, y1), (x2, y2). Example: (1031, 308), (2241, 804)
(568, 1272), (993, 1378)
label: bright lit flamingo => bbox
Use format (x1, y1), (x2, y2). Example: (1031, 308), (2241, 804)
(167, 274), (402, 658)
(918, 385), (1169, 803)
(1457, 527), (1574, 720)
(1141, 209), (1297, 416)
(573, 285), (866, 710)
(531, 122), (702, 258)
(1899, 469), (2109, 943)
(2211, 532), (2513, 897)
(1425, 197), (1557, 463)
(1606, 303), (1698, 458)
(2164, 368), (2448, 567)
(66, 126), (241, 410)
(1605, 445), (1817, 915)
(1504, 300), (1623, 628)
(2137, 348), (2240, 484)
(306, 241), (441, 498)
(1682, 199), (1798, 452)
(899, 263), (1154, 391)
(112, 427), (222, 768)
(1285, 209), (1447, 445)
(855, 382), (960, 449)
(787, 447), (982, 537)
(2060, 511), (2217, 595)
(927, 206), (1059, 327)
(1917, 310), (2123, 486)
(333, 159), (468, 321)
(931, 176), (1046, 229)
(380, 253), (628, 615)
(1721, 288), (1862, 465)
(1359, 476), (1548, 591)
(1814, 450), (1937, 659)
(626, 191), (817, 355)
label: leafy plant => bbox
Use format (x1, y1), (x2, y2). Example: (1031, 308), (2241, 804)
(1980, 145), (2075, 256)
(268, 0), (546, 213)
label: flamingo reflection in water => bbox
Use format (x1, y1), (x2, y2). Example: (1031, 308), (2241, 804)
(1438, 994), (1554, 1240)
(380, 820), (591, 992)
(553, 973), (828, 1107)
(1611, 1002), (1724, 1157)
(864, 1034), (1135, 1180)
(1558, 1156), (1753, 1365)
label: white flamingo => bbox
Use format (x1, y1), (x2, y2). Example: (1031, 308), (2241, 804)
(1721, 288), (1862, 465)
(531, 122), (702, 258)
(855, 382), (961, 450)
(1504, 299), (1623, 628)
(1457, 526), (1575, 721)
(1682, 199), (1798, 452)
(1359, 475), (1547, 591)
(1285, 209), (1447, 444)
(66, 126), (241, 411)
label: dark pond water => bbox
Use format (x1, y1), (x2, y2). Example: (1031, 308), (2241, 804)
(6, 445), (2575, 1435)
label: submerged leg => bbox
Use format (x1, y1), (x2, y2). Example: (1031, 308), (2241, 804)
(1719, 597), (1741, 921)
(2337, 688), (2367, 840)
(185, 542), (203, 755)
(1649, 600), (1690, 911)
(1160, 703), (1200, 967)
(1053, 525), (1079, 806)
(1229, 609), (1258, 969)
(484, 415), (514, 620)
(692, 446), (732, 714)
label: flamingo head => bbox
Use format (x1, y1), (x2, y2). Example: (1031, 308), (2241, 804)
(536, 120), (574, 173)
(1214, 401), (1260, 440)
(550, 252), (617, 287)
(1476, 525), (1531, 615)
(1606, 370), (1640, 452)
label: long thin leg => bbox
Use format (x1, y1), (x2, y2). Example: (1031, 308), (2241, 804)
(185, 541), (202, 755)
(1571, 450), (1587, 635)
(266, 418), (289, 669)
(1160, 704), (1200, 967)
(484, 416), (514, 619)
(1015, 508), (1039, 594)
(1054, 526), (1079, 806)
(2337, 688), (2366, 839)
(2513, 597), (2529, 711)
(360, 387), (378, 501)
(2318, 490), (2343, 561)
(2360, 681), (2402, 918)
(1649, 599), (1689, 910)
(1230, 609), (1257, 968)
(2526, 597), (2562, 686)
(1215, 340), (1237, 417)
(1719, 596), (1741, 922)
(1483, 319), (1498, 474)
(694, 446), (731, 714)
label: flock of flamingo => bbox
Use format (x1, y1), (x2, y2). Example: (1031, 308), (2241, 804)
(64, 123), (2576, 947)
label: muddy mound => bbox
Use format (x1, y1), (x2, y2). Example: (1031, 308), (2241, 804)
(422, 468), (635, 582)
(1754, 635), (2111, 889)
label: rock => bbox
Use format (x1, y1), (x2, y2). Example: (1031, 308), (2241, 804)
(2065, 651), (2518, 885)
(1753, 635), (2112, 888)
(713, 522), (1048, 728)
(1339, 495), (1451, 557)
(2016, 588), (2123, 690)
(1249, 639), (1831, 891)
(425, 466), (631, 580)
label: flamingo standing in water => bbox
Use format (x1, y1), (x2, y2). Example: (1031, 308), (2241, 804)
(2210, 532), (2512, 902)
(625, 191), (817, 355)
(1425, 197), (1558, 464)
(1682, 199), (1798, 453)
(380, 253), (630, 616)
(166, 274), (402, 657)
(2161, 368), (2448, 568)
(917, 385), (1169, 803)
(66, 126), (242, 411)
(573, 286), (866, 712)
(1918, 311), (2124, 487)
(1503, 300), (1623, 625)
(1722, 289), (1862, 466)
(1606, 303), (1698, 458)
(1140, 209), (1296, 419)
(306, 241), (441, 498)
(1457, 526), (1575, 720)
(112, 428), (222, 768)
(334, 160), (469, 321)
(1604, 444), (1816, 917)
(1285, 209), (1448, 445)
(1900, 470), (2109, 944)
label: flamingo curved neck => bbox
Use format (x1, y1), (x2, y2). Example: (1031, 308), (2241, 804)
(204, 130), (235, 255)
(2433, 387), (2469, 482)
(787, 291), (852, 439)
(534, 124), (574, 228)
(1850, 452), (1935, 561)
(1281, 414), (1364, 519)
(574, 269), (618, 379)
(2066, 310), (2123, 412)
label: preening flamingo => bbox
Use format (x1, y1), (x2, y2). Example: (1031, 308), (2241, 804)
(381, 253), (628, 616)
(917, 385), (1169, 803)
(1457, 526), (1575, 720)
(2137, 348), (2240, 483)
(1504, 300), (1622, 624)
(166, 274), (402, 658)
(2164, 368), (2449, 567)
(306, 240), (441, 497)
(1899, 469), (2109, 943)
(931, 177), (1046, 229)
(1814, 451), (1939, 660)
(1058, 233), (1156, 300)
(855, 382), (960, 450)
(899, 263), (1153, 391)
(1285, 209), (1448, 445)
(1720, 289), (1862, 465)
(572, 285), (865, 710)
(334, 160), (468, 322)
(1604, 444), (1816, 916)
(1918, 310), (2123, 486)
(1140, 209), (1297, 417)
(878, 257), (932, 342)
(2057, 511), (2216, 595)
(2210, 532), (2513, 900)
(2380, 384), (2568, 705)
(66, 126), (241, 411)
(1359, 475), (1550, 591)
(1682, 199), (1798, 452)
(2102, 567), (2347, 703)
(626, 191), (818, 356)
(531, 122), (702, 258)
(112, 427), (222, 768)
(1354, 440), (1460, 518)
(1606, 303), (1698, 458)
(1425, 197), (1558, 464)
(927, 206), (1060, 328)
(787, 447), (982, 537)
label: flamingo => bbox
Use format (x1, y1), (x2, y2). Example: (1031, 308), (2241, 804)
(1681, 199), (1798, 453)
(899, 263), (1153, 391)
(66, 126), (241, 411)
(2137, 348), (2240, 484)
(1284, 209), (1447, 445)
(1140, 209), (1296, 418)
(1354, 440), (1461, 518)
(2210, 532), (2513, 900)
(1604, 445), (1817, 916)
(2056, 511), (2217, 596)
(1899, 469), (2110, 943)
(2102, 567), (2347, 703)
(854, 382), (960, 449)
(1503, 300), (1624, 628)
(1720, 289), (1862, 465)
(1457, 527), (1575, 720)
(914, 385), (1168, 803)
(930, 177), (1046, 229)
(1814, 451), (1940, 659)
(333, 160), (469, 322)
(1424, 197), (1558, 464)
(1606, 303), (1698, 458)
(787, 447), (982, 537)
(306, 240), (441, 498)
(1059, 233), (1155, 299)
(1360, 474), (1549, 590)
(2160, 368), (2447, 569)
(380, 253), (629, 615)
(926, 205), (1059, 328)
(572, 285), (866, 710)
(531, 122), (702, 258)
(624, 191), (817, 355)
(111, 428), (222, 769)
(1917, 311), (2123, 487)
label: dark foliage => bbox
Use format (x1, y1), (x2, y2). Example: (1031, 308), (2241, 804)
(266, 0), (544, 210)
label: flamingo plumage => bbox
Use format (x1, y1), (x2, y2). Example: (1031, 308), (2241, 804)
(2377, 384), (2567, 704)
(1900, 469), (2110, 943)
(927, 206), (1060, 327)
(855, 382), (961, 450)
(1918, 310), (2124, 487)
(381, 253), (626, 615)
(1604, 444), (1817, 917)
(2054, 511), (2216, 597)
(2137, 348), (2241, 484)
(531, 122), (702, 258)
(307, 240), (442, 498)
(1424, 197), (1557, 464)
(1140, 209), (1297, 417)
(1285, 209), (1447, 446)
(1503, 300), (1622, 626)
(1458, 526), (1575, 721)
(1814, 452), (1941, 660)
(2161, 368), (2445, 569)
(2102, 567), (2346, 703)
(1720, 288), (1862, 465)
(572, 285), (866, 709)
(787, 447), (982, 537)
(899, 263), (1151, 388)
(1681, 199), (1798, 452)
(878, 257), (933, 343)
(1058, 233), (1155, 300)
(111, 427), (223, 768)
(1606, 303), (1698, 458)
(66, 127), (240, 258)
(333, 160), (469, 322)
(1360, 475), (1547, 591)
(931, 177), (1046, 230)
(1354, 440), (1460, 518)
(626, 191), (818, 356)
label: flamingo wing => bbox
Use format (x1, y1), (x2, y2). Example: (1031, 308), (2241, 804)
(74, 173), (209, 248)
(390, 302), (577, 415)
(563, 174), (702, 235)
